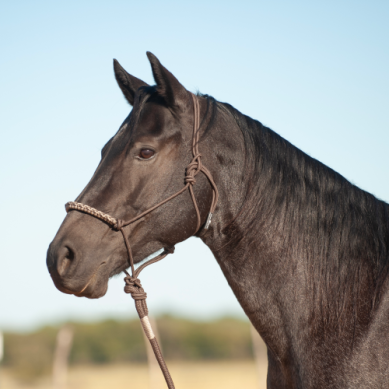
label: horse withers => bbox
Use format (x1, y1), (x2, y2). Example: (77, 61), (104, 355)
(47, 52), (389, 388)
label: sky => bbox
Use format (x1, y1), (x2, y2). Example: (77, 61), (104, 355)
(1, 1), (388, 331)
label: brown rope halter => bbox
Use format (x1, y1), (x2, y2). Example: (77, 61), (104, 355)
(65, 93), (219, 389)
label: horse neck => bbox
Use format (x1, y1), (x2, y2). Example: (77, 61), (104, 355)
(199, 106), (300, 357)
(200, 102), (389, 367)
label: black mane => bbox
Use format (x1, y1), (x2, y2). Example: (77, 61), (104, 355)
(201, 94), (389, 330)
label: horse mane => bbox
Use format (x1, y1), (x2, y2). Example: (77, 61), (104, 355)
(200, 93), (389, 331)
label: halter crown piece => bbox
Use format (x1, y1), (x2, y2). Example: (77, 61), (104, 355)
(65, 93), (219, 389)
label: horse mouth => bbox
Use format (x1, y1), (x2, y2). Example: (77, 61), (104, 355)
(74, 262), (108, 298)
(50, 262), (109, 299)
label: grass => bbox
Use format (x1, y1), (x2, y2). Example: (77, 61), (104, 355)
(2, 359), (268, 389)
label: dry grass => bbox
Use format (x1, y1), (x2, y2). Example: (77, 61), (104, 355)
(2, 359), (268, 389)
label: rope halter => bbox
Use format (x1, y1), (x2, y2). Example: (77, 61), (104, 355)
(64, 93), (219, 389)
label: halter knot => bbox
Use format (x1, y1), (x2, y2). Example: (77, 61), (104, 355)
(124, 275), (147, 300)
(185, 154), (202, 186)
(113, 219), (124, 231)
(185, 175), (196, 184)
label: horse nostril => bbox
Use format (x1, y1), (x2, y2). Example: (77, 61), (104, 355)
(57, 246), (75, 277)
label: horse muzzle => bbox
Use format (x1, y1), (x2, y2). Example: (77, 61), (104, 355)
(46, 239), (110, 299)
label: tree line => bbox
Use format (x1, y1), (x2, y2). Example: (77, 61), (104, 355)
(3, 315), (261, 382)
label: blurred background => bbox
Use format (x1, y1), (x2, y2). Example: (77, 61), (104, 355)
(1, 1), (388, 388)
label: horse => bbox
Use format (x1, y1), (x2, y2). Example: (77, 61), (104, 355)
(47, 52), (389, 388)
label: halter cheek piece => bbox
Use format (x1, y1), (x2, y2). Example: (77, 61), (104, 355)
(65, 93), (218, 389)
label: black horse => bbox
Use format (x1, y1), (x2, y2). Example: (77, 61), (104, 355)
(47, 52), (389, 388)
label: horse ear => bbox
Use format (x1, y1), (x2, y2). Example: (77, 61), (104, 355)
(113, 59), (149, 106)
(146, 51), (188, 109)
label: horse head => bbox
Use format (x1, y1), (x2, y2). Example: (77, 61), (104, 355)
(47, 52), (218, 298)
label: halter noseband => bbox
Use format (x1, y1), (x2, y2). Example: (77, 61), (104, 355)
(64, 93), (218, 389)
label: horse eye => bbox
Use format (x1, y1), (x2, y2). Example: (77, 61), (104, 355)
(139, 149), (155, 159)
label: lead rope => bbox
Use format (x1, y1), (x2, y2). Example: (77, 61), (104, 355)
(65, 93), (219, 389)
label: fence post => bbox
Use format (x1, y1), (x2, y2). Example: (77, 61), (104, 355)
(52, 324), (73, 389)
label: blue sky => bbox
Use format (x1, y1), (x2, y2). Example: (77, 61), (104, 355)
(1, 1), (388, 331)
